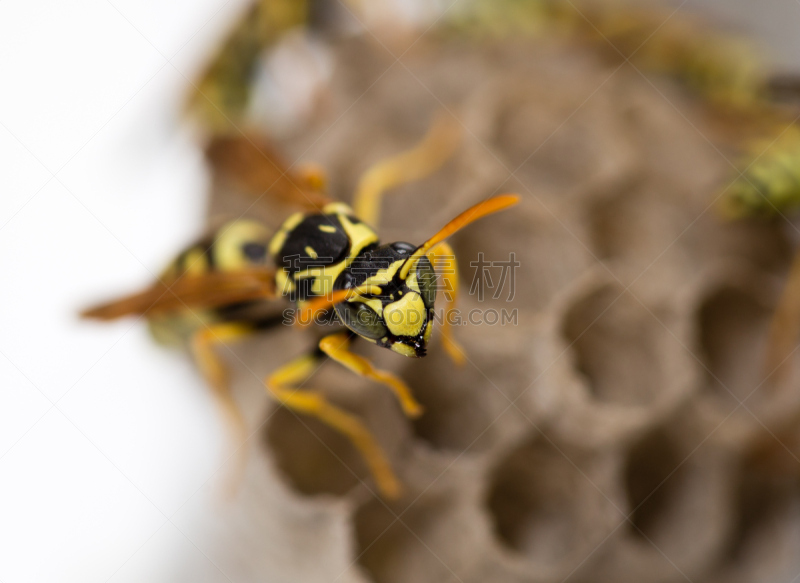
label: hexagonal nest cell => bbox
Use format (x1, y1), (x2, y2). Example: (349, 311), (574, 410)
(561, 284), (666, 407)
(406, 354), (496, 453)
(485, 435), (619, 572)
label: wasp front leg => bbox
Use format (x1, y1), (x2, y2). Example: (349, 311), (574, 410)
(352, 115), (461, 228)
(191, 322), (255, 490)
(319, 332), (424, 418)
(265, 344), (402, 499)
(428, 241), (466, 365)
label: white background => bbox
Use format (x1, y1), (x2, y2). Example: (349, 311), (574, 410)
(0, 1), (255, 581)
(0, 1), (798, 582)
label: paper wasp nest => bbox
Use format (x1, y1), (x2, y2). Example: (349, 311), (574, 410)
(187, 24), (800, 583)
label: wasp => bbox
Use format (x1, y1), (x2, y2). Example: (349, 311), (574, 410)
(82, 119), (519, 498)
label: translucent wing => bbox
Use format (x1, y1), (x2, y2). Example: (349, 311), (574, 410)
(81, 268), (277, 321)
(206, 133), (331, 211)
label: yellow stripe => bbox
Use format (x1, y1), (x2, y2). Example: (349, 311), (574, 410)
(383, 293), (425, 337)
(268, 211), (304, 257)
(363, 260), (404, 287)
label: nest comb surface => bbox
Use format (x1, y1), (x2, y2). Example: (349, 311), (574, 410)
(186, 34), (800, 583)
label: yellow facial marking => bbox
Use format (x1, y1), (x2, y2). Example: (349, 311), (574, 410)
(363, 260), (404, 287)
(304, 246), (318, 259)
(318, 224), (337, 234)
(390, 343), (417, 357)
(423, 320), (433, 343)
(383, 292), (425, 337)
(405, 268), (420, 294)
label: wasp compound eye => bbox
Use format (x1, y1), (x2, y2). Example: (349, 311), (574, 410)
(335, 301), (389, 340)
(415, 256), (437, 308)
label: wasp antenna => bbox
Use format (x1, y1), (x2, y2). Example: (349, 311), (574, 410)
(399, 194), (520, 279)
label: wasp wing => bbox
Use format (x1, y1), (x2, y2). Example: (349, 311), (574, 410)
(81, 268), (277, 321)
(206, 133), (331, 211)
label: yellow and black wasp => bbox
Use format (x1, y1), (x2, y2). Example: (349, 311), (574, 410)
(82, 119), (519, 498)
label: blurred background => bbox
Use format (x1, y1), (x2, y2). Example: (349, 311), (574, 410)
(3, 1), (800, 582)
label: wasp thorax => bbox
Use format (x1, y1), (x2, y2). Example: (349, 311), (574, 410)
(269, 205), (379, 303)
(334, 242), (438, 357)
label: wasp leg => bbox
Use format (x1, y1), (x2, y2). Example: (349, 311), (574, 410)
(428, 241), (466, 365)
(352, 115), (461, 228)
(265, 346), (402, 499)
(191, 322), (255, 492)
(319, 332), (424, 418)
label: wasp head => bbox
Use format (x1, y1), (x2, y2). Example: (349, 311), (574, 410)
(334, 242), (437, 357)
